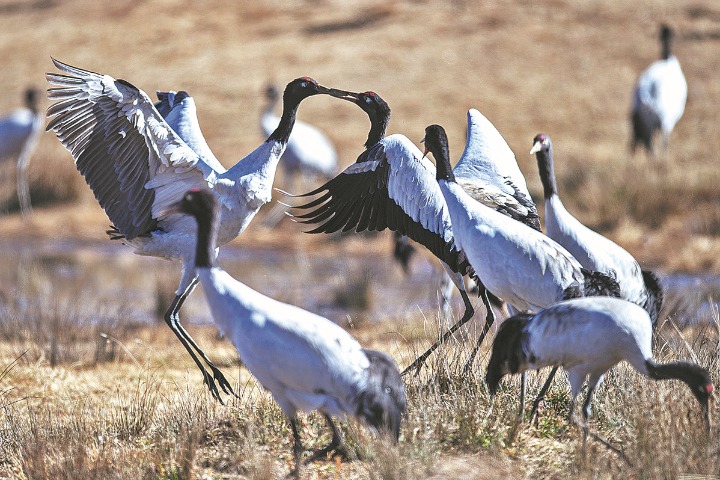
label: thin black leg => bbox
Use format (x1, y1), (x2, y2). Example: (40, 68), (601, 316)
(519, 372), (527, 418)
(290, 416), (303, 478)
(164, 278), (238, 402)
(305, 413), (350, 464)
(401, 287), (475, 376)
(462, 288), (496, 373)
(529, 366), (559, 425)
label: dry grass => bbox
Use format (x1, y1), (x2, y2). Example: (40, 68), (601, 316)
(0, 263), (718, 479)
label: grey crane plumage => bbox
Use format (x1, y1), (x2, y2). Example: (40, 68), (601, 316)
(486, 297), (713, 436)
(164, 188), (406, 478)
(45, 58), (341, 402)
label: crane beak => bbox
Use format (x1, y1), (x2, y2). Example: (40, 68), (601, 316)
(326, 88), (359, 103)
(420, 136), (429, 159)
(529, 140), (543, 155)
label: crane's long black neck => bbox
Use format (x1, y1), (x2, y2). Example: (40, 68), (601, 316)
(366, 113), (390, 149)
(661, 35), (672, 60)
(267, 97), (302, 145)
(26, 91), (37, 114)
(431, 134), (456, 183)
(645, 359), (701, 383)
(535, 146), (558, 199)
(193, 210), (219, 269)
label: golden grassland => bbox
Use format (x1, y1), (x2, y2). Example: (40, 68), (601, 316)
(0, 273), (718, 479)
(1, 0), (720, 478)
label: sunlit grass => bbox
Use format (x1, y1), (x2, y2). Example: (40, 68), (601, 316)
(0, 259), (716, 478)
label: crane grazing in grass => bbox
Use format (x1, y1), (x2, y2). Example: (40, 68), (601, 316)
(425, 124), (620, 411)
(529, 132), (664, 419)
(0, 87), (43, 217)
(164, 188), (406, 478)
(486, 297), (713, 437)
(631, 24), (687, 156)
(289, 90), (539, 375)
(46, 58), (342, 402)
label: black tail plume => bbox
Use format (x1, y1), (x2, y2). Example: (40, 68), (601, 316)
(581, 268), (621, 298)
(641, 269), (664, 327)
(485, 312), (532, 395)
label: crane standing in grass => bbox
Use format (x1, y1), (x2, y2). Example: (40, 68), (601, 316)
(290, 91), (540, 376)
(0, 87), (43, 218)
(46, 58), (345, 402)
(425, 124), (620, 412)
(631, 24), (687, 157)
(486, 297), (713, 437)
(164, 188), (406, 479)
(528, 132), (664, 419)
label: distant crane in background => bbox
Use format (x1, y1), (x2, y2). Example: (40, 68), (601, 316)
(0, 87), (43, 218)
(261, 83), (338, 226)
(164, 188), (406, 479)
(46, 58), (342, 403)
(631, 24), (687, 157)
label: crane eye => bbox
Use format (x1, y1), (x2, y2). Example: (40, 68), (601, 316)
(364, 97), (372, 105)
(299, 81), (308, 88)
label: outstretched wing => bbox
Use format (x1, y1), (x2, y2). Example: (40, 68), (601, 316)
(46, 59), (216, 239)
(288, 134), (469, 274)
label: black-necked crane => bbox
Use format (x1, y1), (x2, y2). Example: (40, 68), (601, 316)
(45, 58), (342, 402)
(631, 24), (687, 156)
(261, 83), (338, 227)
(531, 133), (663, 323)
(289, 91), (540, 375)
(0, 87), (43, 218)
(426, 123), (620, 410)
(528, 132), (664, 419)
(164, 188), (406, 478)
(486, 297), (713, 438)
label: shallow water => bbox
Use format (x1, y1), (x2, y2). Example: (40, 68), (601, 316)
(1, 236), (718, 327)
(0, 236), (449, 327)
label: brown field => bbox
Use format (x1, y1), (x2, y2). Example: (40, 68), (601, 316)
(1, 0), (720, 479)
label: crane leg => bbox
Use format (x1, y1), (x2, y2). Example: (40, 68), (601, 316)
(529, 366), (559, 425)
(305, 413), (350, 464)
(462, 288), (496, 373)
(164, 278), (239, 402)
(16, 152), (32, 218)
(519, 372), (527, 418)
(401, 283), (474, 377)
(290, 416), (304, 479)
